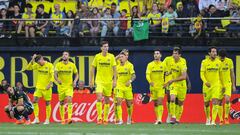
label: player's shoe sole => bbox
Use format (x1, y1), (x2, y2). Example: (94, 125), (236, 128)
(15, 120), (25, 125)
(67, 120), (72, 124)
(97, 120), (102, 125)
(24, 120), (31, 125)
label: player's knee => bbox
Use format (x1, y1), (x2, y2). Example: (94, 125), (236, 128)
(33, 97), (39, 103)
(4, 106), (9, 112)
(225, 96), (230, 104)
(204, 102), (210, 107)
(67, 97), (72, 103)
(178, 101), (184, 106)
(60, 101), (64, 105)
(104, 97), (110, 104)
(17, 106), (24, 112)
(45, 101), (50, 106)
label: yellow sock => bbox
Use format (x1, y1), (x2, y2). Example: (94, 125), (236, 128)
(33, 103), (39, 119)
(212, 105), (219, 123)
(96, 102), (102, 120)
(68, 103), (73, 120)
(117, 105), (122, 121)
(154, 106), (159, 120)
(114, 104), (119, 121)
(176, 105), (183, 121)
(158, 105), (163, 121)
(166, 102), (170, 115)
(175, 105), (179, 120)
(127, 105), (133, 118)
(59, 105), (65, 122)
(103, 104), (110, 122)
(46, 104), (51, 120)
(204, 106), (210, 119)
(170, 102), (176, 117)
(224, 103), (230, 119)
(218, 105), (223, 122)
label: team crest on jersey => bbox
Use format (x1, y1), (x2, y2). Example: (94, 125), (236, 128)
(216, 64), (218, 67)
(107, 59), (110, 61)
(124, 68), (128, 71)
(225, 64), (228, 66)
(45, 67), (48, 69)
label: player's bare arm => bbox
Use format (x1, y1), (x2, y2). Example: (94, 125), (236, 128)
(89, 66), (95, 88)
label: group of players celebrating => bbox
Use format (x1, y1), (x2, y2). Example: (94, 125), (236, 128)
(4, 41), (236, 126)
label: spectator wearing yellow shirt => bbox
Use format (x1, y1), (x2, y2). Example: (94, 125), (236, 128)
(147, 3), (162, 35)
(21, 3), (36, 38)
(46, 4), (66, 36)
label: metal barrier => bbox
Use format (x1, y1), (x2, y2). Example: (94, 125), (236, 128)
(0, 18), (239, 46)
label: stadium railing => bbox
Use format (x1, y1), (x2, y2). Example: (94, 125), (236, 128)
(0, 17), (239, 46)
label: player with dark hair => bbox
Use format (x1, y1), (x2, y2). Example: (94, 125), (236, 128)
(164, 47), (188, 124)
(218, 49), (236, 125)
(146, 50), (166, 124)
(26, 54), (54, 124)
(4, 85), (33, 125)
(55, 51), (79, 124)
(90, 41), (117, 125)
(200, 46), (224, 125)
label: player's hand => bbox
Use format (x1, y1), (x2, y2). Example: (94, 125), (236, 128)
(57, 80), (62, 85)
(9, 111), (14, 119)
(149, 82), (154, 87)
(89, 80), (94, 88)
(73, 81), (77, 88)
(113, 80), (117, 88)
(46, 83), (52, 90)
(125, 80), (131, 87)
(222, 87), (226, 93)
(232, 85), (236, 92)
(187, 83), (192, 91)
(205, 82), (211, 88)
(31, 54), (37, 60)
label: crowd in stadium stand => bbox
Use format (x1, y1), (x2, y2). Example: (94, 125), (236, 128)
(0, 0), (240, 41)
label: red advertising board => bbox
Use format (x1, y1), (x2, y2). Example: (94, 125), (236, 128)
(0, 94), (240, 123)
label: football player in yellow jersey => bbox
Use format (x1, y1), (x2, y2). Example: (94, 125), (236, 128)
(115, 52), (136, 125)
(89, 41), (117, 125)
(163, 47), (191, 124)
(26, 54), (54, 125)
(54, 51), (79, 124)
(164, 47), (187, 124)
(114, 49), (129, 123)
(146, 50), (166, 124)
(218, 49), (236, 125)
(200, 46), (224, 125)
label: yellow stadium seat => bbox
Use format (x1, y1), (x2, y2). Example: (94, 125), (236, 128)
(64, 1), (77, 13)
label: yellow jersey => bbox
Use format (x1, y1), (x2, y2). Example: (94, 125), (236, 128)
(219, 57), (234, 86)
(92, 53), (116, 84)
(146, 61), (166, 89)
(163, 56), (187, 83)
(26, 61), (54, 89)
(169, 58), (187, 87)
(22, 12), (35, 25)
(147, 12), (161, 25)
(55, 61), (78, 88)
(200, 57), (222, 86)
(116, 61), (135, 89)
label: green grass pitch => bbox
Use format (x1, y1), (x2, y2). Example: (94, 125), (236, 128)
(0, 123), (239, 135)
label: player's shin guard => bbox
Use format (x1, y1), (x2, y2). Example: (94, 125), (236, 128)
(224, 103), (230, 119)
(127, 105), (133, 119)
(103, 104), (110, 122)
(22, 109), (30, 120)
(46, 104), (51, 120)
(114, 104), (119, 122)
(204, 106), (210, 119)
(154, 106), (159, 120)
(117, 105), (122, 121)
(68, 103), (72, 120)
(176, 105), (183, 121)
(33, 103), (39, 119)
(158, 105), (163, 121)
(212, 105), (219, 123)
(59, 105), (65, 122)
(218, 105), (223, 122)
(96, 102), (102, 120)
(170, 102), (176, 118)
